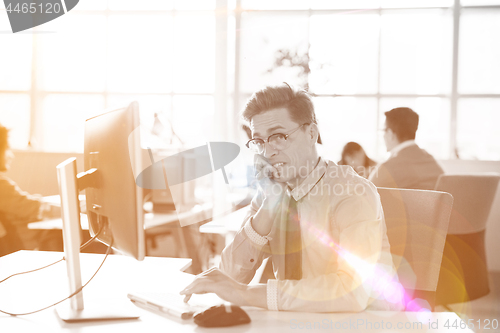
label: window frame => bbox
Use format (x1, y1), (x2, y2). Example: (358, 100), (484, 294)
(232, 0), (500, 160)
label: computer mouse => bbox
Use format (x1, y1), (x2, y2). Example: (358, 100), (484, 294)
(193, 304), (251, 328)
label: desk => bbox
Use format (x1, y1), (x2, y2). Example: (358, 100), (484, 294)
(28, 202), (212, 274)
(199, 205), (249, 234)
(199, 205), (250, 246)
(0, 251), (474, 333)
(28, 214), (90, 231)
(30, 194), (196, 231)
(27, 212), (182, 231)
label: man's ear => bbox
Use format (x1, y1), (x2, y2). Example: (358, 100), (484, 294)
(308, 124), (319, 144)
(387, 128), (399, 144)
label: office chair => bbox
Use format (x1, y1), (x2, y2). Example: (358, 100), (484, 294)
(434, 174), (500, 305)
(377, 187), (453, 310)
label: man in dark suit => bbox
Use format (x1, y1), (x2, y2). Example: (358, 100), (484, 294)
(369, 107), (444, 190)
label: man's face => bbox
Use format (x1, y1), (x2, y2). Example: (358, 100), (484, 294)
(250, 107), (313, 184)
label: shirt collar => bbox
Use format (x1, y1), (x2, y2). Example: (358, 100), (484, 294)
(389, 140), (416, 158)
(289, 157), (327, 201)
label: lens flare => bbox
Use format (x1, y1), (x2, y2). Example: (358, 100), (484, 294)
(297, 218), (426, 310)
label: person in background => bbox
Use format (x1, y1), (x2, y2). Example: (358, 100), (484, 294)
(368, 107), (444, 190)
(338, 142), (377, 179)
(0, 124), (60, 257)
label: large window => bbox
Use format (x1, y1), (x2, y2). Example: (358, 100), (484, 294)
(0, 0), (216, 151)
(1, 0), (499, 161)
(235, 0), (500, 161)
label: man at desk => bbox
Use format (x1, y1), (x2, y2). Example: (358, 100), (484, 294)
(368, 107), (444, 190)
(0, 124), (60, 256)
(181, 85), (403, 312)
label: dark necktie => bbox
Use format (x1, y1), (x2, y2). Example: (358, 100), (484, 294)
(285, 195), (302, 280)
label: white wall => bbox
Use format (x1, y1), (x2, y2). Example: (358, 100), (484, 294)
(439, 160), (500, 272)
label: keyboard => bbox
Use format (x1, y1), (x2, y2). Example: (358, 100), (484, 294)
(127, 291), (211, 319)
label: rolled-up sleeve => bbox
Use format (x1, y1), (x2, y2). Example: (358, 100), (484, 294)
(271, 182), (388, 312)
(219, 190), (272, 285)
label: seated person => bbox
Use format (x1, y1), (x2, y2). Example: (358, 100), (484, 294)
(0, 124), (60, 257)
(338, 142), (377, 179)
(368, 107), (444, 190)
(181, 84), (403, 312)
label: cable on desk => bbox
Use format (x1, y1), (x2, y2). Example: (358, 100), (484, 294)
(0, 222), (104, 285)
(0, 237), (113, 316)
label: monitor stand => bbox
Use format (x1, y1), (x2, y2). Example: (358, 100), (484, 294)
(55, 157), (139, 322)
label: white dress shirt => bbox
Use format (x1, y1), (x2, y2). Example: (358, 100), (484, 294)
(220, 158), (404, 312)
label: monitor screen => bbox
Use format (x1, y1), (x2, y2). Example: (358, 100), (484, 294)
(84, 102), (145, 260)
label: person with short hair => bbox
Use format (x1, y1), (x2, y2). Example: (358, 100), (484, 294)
(0, 124), (59, 257)
(181, 84), (403, 312)
(369, 107), (444, 190)
(338, 142), (377, 179)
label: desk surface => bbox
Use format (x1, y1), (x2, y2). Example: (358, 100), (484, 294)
(29, 196), (211, 232)
(199, 205), (250, 234)
(27, 212), (182, 231)
(0, 251), (473, 333)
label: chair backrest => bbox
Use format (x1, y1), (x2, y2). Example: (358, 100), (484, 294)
(377, 187), (453, 293)
(434, 174), (500, 234)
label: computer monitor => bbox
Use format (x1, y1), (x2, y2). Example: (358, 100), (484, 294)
(56, 101), (144, 321)
(84, 102), (145, 260)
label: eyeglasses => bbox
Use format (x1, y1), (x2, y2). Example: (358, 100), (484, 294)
(246, 123), (309, 154)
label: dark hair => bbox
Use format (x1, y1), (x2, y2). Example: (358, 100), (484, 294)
(338, 142), (376, 169)
(242, 84), (322, 143)
(384, 107), (419, 142)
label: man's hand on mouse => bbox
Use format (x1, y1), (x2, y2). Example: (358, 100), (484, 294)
(180, 267), (266, 308)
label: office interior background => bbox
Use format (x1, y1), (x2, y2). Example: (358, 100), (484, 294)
(1, 0), (500, 301)
(1, 0), (500, 327)
(1, 0), (500, 160)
